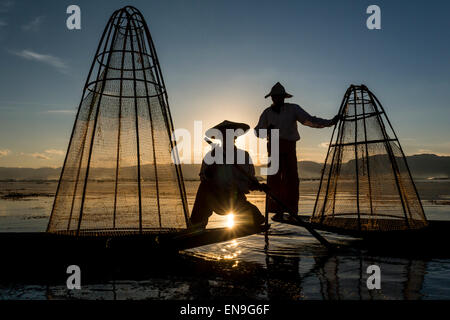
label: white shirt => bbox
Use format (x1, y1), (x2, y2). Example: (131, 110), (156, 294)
(254, 103), (334, 141)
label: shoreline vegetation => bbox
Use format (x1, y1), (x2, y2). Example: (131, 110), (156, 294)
(1, 191), (54, 200)
(0, 153), (449, 181)
(1, 179), (450, 204)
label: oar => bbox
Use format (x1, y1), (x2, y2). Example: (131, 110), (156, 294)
(204, 137), (334, 250)
(252, 181), (333, 249)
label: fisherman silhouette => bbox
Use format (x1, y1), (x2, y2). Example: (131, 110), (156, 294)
(255, 82), (340, 221)
(190, 120), (265, 229)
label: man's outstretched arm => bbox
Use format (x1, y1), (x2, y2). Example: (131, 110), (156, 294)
(295, 105), (339, 128)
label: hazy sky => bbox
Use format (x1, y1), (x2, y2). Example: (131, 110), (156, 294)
(1, 0), (450, 168)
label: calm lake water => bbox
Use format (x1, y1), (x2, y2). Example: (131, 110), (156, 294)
(0, 180), (449, 300)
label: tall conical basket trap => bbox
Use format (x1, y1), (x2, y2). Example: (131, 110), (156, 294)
(47, 6), (189, 236)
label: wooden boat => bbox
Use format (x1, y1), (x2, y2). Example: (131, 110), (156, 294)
(0, 224), (269, 259)
(0, 224), (269, 282)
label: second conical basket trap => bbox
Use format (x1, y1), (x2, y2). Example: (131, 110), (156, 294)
(310, 84), (428, 233)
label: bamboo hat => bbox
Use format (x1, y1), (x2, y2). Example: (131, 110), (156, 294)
(205, 120), (250, 139)
(264, 82), (293, 98)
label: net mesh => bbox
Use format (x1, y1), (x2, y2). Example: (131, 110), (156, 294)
(311, 85), (427, 232)
(47, 7), (189, 236)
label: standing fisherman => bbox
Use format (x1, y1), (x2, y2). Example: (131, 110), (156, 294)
(255, 82), (339, 221)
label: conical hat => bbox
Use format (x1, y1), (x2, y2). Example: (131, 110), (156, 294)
(205, 120), (250, 139)
(265, 82), (293, 98)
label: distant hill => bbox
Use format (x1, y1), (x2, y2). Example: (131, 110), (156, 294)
(0, 167), (61, 181)
(407, 154), (450, 179)
(302, 154), (450, 179)
(0, 154), (448, 181)
(297, 161), (324, 179)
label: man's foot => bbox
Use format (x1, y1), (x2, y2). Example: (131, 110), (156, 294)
(271, 213), (284, 222)
(272, 213), (300, 222)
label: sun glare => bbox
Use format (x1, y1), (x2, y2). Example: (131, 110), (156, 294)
(226, 213), (235, 229)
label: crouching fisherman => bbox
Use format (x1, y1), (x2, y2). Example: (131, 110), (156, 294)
(190, 120), (265, 229)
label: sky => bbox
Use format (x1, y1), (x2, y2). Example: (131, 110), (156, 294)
(0, 0), (450, 168)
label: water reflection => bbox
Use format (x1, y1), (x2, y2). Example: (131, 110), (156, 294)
(307, 255), (427, 300)
(187, 225), (436, 300)
(19, 251), (429, 300)
(0, 238), (437, 300)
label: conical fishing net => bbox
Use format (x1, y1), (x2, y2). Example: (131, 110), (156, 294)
(311, 85), (427, 232)
(47, 6), (189, 236)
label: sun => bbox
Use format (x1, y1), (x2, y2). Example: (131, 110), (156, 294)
(226, 213), (235, 229)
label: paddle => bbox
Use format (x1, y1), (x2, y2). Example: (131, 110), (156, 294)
(203, 137), (334, 250)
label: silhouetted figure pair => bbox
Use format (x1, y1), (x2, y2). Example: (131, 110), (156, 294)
(190, 82), (339, 228)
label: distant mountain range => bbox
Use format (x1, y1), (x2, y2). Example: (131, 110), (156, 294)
(406, 154), (450, 178)
(0, 154), (448, 181)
